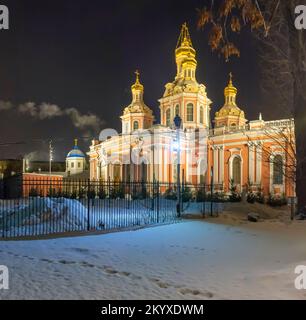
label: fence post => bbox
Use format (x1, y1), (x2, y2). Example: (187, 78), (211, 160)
(87, 179), (90, 231)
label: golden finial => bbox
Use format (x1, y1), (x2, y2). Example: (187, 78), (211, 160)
(132, 69), (144, 91)
(135, 70), (140, 83)
(74, 138), (78, 147)
(224, 72), (237, 103)
(176, 22), (193, 49)
(229, 72), (233, 86)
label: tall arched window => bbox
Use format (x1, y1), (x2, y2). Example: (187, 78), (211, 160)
(232, 156), (241, 185)
(200, 106), (204, 124)
(273, 155), (283, 184)
(133, 121), (139, 130)
(166, 108), (171, 127)
(175, 104), (180, 116)
(187, 103), (194, 122)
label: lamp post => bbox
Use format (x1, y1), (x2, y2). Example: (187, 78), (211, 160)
(174, 115), (182, 217)
(210, 165), (214, 216)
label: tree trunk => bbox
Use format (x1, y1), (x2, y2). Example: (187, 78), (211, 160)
(285, 1), (306, 213)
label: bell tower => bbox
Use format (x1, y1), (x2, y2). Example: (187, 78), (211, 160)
(159, 23), (212, 130)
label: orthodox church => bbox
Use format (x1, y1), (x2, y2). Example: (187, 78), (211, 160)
(66, 139), (87, 177)
(88, 23), (295, 197)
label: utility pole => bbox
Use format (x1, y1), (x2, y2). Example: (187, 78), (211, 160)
(49, 140), (53, 176)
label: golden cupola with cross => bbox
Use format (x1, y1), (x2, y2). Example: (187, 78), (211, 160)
(175, 23), (197, 82)
(121, 71), (154, 134)
(214, 73), (247, 129)
(159, 23), (211, 130)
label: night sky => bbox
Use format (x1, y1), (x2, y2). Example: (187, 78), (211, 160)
(0, 0), (279, 161)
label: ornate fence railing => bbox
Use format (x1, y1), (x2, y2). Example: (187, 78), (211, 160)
(0, 177), (223, 239)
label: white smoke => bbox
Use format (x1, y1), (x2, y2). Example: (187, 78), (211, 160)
(0, 100), (13, 111)
(38, 103), (63, 119)
(24, 150), (49, 161)
(65, 108), (101, 131)
(0, 100), (103, 133)
(18, 102), (38, 117)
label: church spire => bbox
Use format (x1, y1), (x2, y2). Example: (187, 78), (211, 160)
(176, 22), (193, 49)
(214, 73), (246, 128)
(131, 70), (144, 103)
(175, 23), (197, 80)
(121, 70), (154, 133)
(224, 72), (238, 106)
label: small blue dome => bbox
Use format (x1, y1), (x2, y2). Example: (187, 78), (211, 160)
(67, 143), (85, 159)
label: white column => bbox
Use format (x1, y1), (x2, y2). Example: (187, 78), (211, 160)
(159, 146), (163, 182)
(248, 143), (254, 184)
(219, 146), (224, 184)
(255, 143), (262, 184)
(213, 147), (218, 184)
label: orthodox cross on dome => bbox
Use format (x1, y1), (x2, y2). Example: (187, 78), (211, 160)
(229, 72), (233, 86)
(135, 70), (140, 82)
(74, 138), (78, 147)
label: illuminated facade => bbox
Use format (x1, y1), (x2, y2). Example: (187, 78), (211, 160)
(88, 24), (295, 197)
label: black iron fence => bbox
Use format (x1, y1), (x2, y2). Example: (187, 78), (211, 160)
(0, 177), (223, 239)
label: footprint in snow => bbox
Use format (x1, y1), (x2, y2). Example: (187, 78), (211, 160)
(179, 288), (214, 298)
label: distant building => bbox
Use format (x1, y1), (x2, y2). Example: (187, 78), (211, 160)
(0, 159), (23, 179)
(23, 160), (66, 174)
(65, 139), (88, 178)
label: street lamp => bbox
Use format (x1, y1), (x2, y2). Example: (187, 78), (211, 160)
(174, 115), (182, 217)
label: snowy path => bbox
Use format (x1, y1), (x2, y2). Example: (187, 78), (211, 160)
(0, 219), (306, 300)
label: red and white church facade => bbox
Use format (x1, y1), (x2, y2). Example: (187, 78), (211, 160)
(88, 24), (295, 197)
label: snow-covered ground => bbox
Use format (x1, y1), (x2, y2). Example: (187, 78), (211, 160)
(0, 216), (305, 300)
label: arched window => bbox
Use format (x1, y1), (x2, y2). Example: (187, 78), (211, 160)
(133, 121), (139, 130)
(200, 106), (204, 124)
(175, 104), (180, 116)
(273, 155), (283, 184)
(232, 156), (241, 185)
(166, 108), (171, 127)
(187, 103), (194, 122)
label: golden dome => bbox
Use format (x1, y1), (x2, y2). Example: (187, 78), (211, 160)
(224, 72), (237, 100)
(131, 70), (144, 91)
(175, 23), (196, 61)
(123, 70), (153, 116)
(215, 73), (246, 119)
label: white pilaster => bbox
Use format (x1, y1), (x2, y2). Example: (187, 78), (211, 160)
(256, 142), (262, 184)
(219, 146), (224, 184)
(213, 147), (218, 184)
(248, 143), (255, 183)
